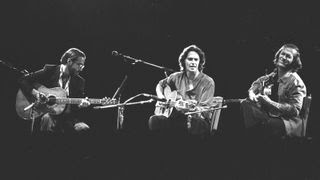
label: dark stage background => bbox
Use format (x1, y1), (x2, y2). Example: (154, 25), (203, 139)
(1, 0), (319, 179)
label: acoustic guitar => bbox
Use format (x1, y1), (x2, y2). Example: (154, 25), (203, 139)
(154, 86), (244, 118)
(257, 71), (281, 118)
(16, 85), (115, 120)
(154, 86), (198, 118)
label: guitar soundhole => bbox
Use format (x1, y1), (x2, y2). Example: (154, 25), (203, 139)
(47, 95), (56, 106)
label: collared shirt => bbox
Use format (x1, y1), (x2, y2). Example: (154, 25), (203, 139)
(249, 71), (307, 136)
(277, 72), (306, 136)
(158, 71), (215, 120)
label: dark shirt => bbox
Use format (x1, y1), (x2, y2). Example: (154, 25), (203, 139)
(18, 64), (86, 127)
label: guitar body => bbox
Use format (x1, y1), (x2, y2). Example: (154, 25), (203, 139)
(153, 86), (197, 118)
(154, 86), (177, 118)
(16, 86), (68, 120)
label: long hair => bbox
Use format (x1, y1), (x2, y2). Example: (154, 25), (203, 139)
(178, 45), (206, 72)
(60, 48), (86, 64)
(273, 44), (302, 72)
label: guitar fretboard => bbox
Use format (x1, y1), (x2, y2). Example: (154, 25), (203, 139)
(212, 98), (244, 104)
(55, 98), (105, 105)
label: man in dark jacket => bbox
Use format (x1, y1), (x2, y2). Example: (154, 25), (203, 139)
(18, 48), (91, 134)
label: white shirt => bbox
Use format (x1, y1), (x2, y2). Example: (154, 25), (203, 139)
(59, 64), (70, 96)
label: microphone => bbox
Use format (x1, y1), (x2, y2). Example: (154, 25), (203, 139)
(142, 93), (167, 102)
(112, 50), (122, 57)
(111, 50), (138, 63)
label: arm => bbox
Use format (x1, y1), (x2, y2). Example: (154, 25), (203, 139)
(156, 76), (172, 99)
(198, 80), (215, 120)
(258, 81), (306, 118)
(70, 76), (90, 130)
(199, 80), (215, 106)
(76, 77), (90, 108)
(248, 75), (266, 102)
(70, 76), (88, 110)
(156, 82), (166, 99)
(248, 71), (277, 101)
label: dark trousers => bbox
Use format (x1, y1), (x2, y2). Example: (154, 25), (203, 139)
(240, 99), (286, 139)
(148, 109), (210, 137)
(240, 99), (290, 180)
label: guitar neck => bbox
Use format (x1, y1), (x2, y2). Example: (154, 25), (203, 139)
(211, 98), (244, 105)
(55, 98), (104, 105)
(223, 99), (244, 104)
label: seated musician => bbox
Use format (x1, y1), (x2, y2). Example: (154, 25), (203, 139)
(148, 45), (216, 137)
(18, 48), (91, 134)
(241, 43), (307, 139)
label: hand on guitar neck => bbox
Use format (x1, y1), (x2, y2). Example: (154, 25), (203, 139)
(78, 97), (91, 108)
(248, 89), (280, 118)
(249, 86), (273, 105)
(248, 87), (272, 102)
(249, 90), (259, 102)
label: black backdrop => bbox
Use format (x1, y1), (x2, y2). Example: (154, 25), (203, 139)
(1, 0), (319, 179)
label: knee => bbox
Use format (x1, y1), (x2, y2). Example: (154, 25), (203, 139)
(264, 122), (286, 139)
(40, 114), (56, 132)
(148, 115), (159, 130)
(74, 122), (90, 132)
(148, 115), (167, 131)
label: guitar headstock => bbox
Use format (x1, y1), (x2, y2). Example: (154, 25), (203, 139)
(101, 97), (117, 105)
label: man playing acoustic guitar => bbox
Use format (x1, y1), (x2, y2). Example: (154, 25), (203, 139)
(241, 43), (307, 139)
(239, 43), (308, 180)
(18, 48), (95, 134)
(148, 45), (216, 137)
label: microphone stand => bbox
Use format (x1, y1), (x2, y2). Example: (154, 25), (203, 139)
(110, 52), (176, 130)
(111, 65), (131, 130)
(0, 59), (29, 76)
(114, 52), (176, 78)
